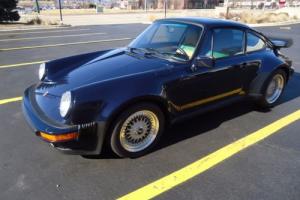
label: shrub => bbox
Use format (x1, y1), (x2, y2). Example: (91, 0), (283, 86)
(0, 0), (20, 22)
(220, 11), (294, 24)
(26, 16), (59, 26)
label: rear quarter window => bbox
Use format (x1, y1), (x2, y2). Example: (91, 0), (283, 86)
(247, 32), (266, 53)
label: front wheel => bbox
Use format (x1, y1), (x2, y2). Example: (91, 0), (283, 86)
(110, 103), (165, 158)
(257, 69), (286, 108)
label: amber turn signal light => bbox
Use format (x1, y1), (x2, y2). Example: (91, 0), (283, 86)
(39, 132), (79, 143)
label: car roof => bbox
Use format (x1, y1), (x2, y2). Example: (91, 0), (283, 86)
(156, 17), (250, 29)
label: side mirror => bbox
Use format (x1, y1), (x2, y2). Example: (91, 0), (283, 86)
(191, 56), (214, 72)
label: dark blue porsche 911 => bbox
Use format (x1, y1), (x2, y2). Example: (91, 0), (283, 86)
(23, 18), (294, 158)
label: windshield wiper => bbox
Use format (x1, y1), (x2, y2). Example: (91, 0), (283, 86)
(144, 48), (161, 54)
(145, 48), (189, 61)
(127, 47), (154, 56)
(144, 48), (169, 58)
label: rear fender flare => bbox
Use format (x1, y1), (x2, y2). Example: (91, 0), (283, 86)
(247, 63), (290, 98)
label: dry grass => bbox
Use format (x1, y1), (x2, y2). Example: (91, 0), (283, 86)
(220, 11), (297, 24)
(148, 14), (159, 22)
(25, 16), (59, 25)
(40, 9), (96, 16)
(39, 8), (147, 16)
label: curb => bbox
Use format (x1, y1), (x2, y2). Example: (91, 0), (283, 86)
(0, 19), (299, 31)
(249, 20), (300, 27)
(0, 24), (72, 32)
(142, 20), (300, 27)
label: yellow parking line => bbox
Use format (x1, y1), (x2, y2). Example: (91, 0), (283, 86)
(118, 110), (300, 200)
(0, 37), (132, 51)
(0, 28), (90, 36)
(0, 97), (22, 105)
(0, 32), (106, 42)
(0, 61), (47, 69)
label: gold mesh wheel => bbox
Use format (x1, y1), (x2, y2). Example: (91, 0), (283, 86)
(265, 74), (285, 104)
(119, 110), (159, 152)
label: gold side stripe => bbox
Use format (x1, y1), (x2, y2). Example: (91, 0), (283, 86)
(171, 88), (244, 111)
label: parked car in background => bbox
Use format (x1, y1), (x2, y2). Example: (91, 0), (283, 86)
(16, 6), (25, 15)
(264, 0), (279, 8)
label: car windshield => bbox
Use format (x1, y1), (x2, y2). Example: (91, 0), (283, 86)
(129, 21), (203, 61)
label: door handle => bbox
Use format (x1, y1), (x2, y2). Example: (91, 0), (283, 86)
(191, 64), (198, 72)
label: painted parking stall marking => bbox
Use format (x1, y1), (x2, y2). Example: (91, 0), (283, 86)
(0, 32), (107, 42)
(0, 28), (90, 35)
(279, 27), (291, 30)
(0, 61), (47, 69)
(0, 37), (132, 51)
(0, 97), (22, 105)
(118, 109), (300, 200)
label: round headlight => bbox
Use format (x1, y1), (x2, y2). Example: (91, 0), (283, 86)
(39, 63), (46, 80)
(59, 91), (72, 118)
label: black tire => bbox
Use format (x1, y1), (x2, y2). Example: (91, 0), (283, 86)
(109, 103), (165, 158)
(256, 69), (287, 108)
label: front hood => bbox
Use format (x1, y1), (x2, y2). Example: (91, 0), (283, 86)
(36, 49), (171, 96)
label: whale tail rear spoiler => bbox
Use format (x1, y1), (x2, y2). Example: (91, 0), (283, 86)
(255, 30), (293, 49)
(269, 37), (293, 49)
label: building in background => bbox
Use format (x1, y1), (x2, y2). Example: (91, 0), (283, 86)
(115, 0), (220, 9)
(61, 0), (220, 9)
(118, 0), (140, 9)
(156, 0), (220, 9)
(17, 0), (300, 10)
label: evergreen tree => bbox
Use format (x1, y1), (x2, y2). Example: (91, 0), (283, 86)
(0, 0), (20, 22)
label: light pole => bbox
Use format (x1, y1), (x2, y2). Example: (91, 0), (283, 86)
(164, 0), (167, 18)
(35, 0), (40, 13)
(144, 0), (147, 12)
(58, 0), (63, 24)
(224, 0), (230, 19)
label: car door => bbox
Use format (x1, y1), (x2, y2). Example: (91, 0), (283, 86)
(166, 27), (247, 113)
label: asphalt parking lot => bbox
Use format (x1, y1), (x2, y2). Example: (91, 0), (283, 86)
(0, 23), (300, 200)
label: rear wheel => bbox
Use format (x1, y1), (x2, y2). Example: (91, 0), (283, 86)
(110, 103), (165, 158)
(257, 69), (286, 108)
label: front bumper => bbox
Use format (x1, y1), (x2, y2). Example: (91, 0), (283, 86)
(22, 87), (106, 155)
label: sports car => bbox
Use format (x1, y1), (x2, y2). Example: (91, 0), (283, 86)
(22, 18), (294, 158)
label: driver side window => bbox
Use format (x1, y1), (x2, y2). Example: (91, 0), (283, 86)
(212, 28), (245, 59)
